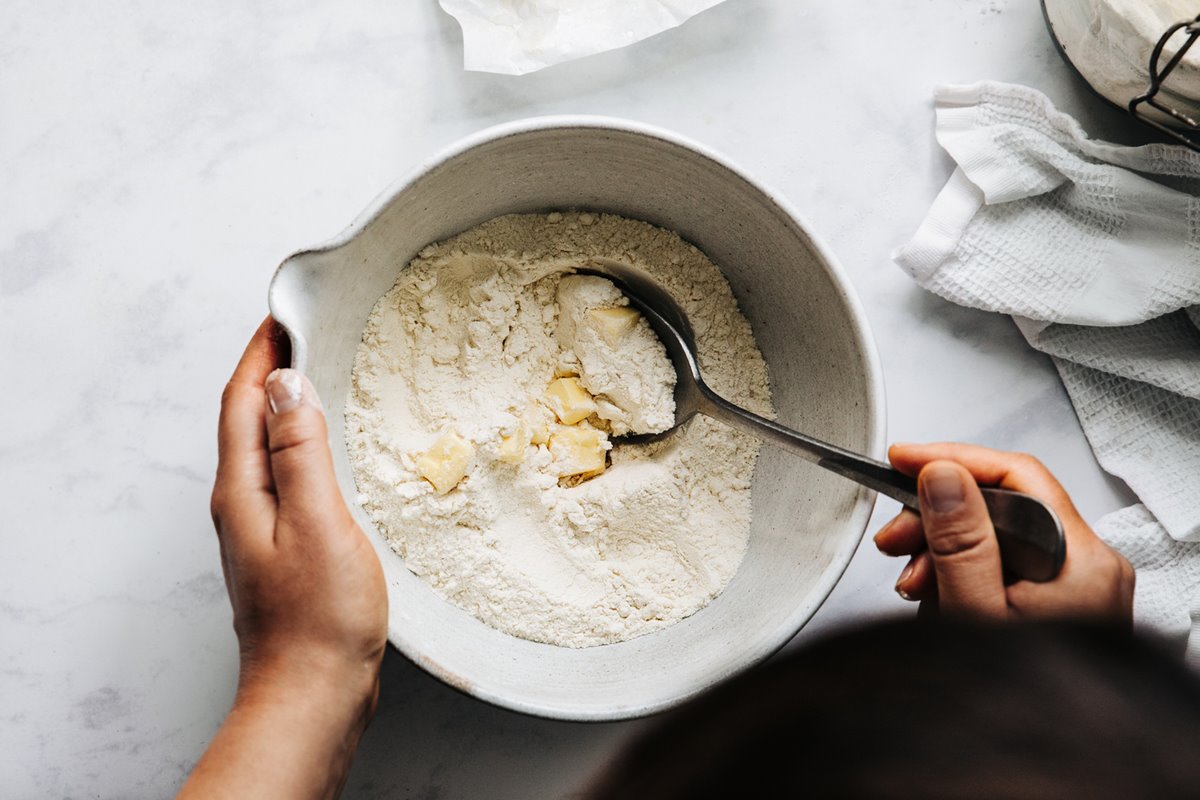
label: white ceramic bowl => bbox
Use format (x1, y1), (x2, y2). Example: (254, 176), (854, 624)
(269, 117), (885, 721)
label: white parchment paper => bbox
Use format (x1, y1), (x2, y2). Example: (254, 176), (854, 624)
(438, 0), (727, 75)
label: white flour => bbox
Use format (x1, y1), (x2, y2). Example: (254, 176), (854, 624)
(345, 212), (772, 648)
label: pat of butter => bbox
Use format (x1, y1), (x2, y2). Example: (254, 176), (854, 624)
(415, 430), (474, 494)
(496, 421), (528, 464)
(587, 306), (641, 346)
(543, 377), (597, 425)
(525, 404), (553, 445)
(518, 402), (554, 446)
(548, 424), (609, 478)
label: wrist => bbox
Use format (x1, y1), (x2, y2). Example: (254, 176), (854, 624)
(235, 643), (381, 737)
(190, 648), (379, 800)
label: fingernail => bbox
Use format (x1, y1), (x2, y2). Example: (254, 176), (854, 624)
(266, 369), (304, 414)
(921, 464), (965, 513)
(896, 561), (914, 600)
(894, 559), (915, 599)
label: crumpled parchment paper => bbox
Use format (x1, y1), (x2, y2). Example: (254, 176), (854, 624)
(438, 0), (727, 75)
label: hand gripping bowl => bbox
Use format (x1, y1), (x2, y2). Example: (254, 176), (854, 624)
(268, 118), (885, 721)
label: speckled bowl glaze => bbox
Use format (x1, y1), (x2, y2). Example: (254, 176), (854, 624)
(268, 118), (885, 721)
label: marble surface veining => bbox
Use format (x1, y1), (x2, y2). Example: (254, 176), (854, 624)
(1, 0), (1146, 796)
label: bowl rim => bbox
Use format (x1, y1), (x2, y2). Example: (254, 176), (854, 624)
(268, 115), (887, 721)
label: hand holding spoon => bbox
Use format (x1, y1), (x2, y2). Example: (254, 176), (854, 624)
(579, 259), (1066, 583)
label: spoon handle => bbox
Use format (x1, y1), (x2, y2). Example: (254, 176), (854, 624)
(700, 390), (1066, 583)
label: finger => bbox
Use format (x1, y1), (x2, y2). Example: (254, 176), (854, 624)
(874, 509), (925, 556)
(891, 442), (1096, 559)
(889, 442), (1074, 509)
(216, 318), (284, 488)
(213, 318), (286, 545)
(895, 550), (936, 601)
(263, 368), (350, 536)
(917, 461), (1007, 620)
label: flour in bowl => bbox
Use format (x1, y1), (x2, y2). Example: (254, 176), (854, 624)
(345, 212), (772, 647)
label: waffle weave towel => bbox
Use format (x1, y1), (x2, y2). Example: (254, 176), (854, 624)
(894, 82), (1200, 655)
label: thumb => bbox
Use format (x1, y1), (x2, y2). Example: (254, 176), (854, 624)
(918, 461), (1008, 620)
(264, 369), (347, 527)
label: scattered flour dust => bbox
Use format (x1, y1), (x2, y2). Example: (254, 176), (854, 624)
(345, 212), (773, 648)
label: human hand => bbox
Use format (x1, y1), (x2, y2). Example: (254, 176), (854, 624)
(182, 318), (387, 800)
(210, 316), (387, 705)
(873, 443), (1134, 625)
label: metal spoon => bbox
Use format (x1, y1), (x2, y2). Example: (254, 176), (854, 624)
(578, 259), (1066, 583)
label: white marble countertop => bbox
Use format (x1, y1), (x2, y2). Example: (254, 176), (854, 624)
(2, 0), (1147, 796)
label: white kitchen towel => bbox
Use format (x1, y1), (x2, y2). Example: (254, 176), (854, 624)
(1095, 505), (1200, 669)
(895, 81), (1200, 542)
(438, 0), (726, 75)
(894, 81), (1200, 652)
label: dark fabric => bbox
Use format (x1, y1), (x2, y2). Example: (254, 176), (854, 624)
(587, 618), (1200, 799)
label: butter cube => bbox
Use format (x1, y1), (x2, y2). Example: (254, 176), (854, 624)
(526, 404), (552, 445)
(496, 422), (528, 464)
(543, 377), (597, 425)
(415, 430), (474, 494)
(587, 306), (641, 346)
(548, 424), (609, 478)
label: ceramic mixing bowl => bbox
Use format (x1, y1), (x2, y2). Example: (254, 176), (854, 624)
(268, 117), (885, 721)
